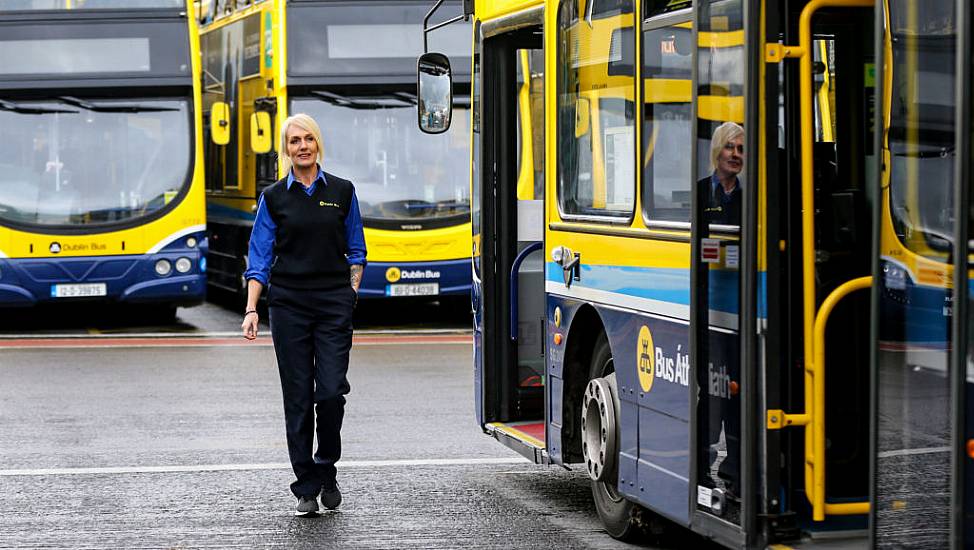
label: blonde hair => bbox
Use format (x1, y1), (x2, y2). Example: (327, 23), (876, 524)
(279, 113), (324, 175)
(709, 121), (745, 172)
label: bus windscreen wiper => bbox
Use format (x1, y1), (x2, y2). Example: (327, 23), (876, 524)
(309, 90), (415, 109)
(0, 98), (78, 115)
(57, 96), (179, 113)
(403, 200), (469, 210)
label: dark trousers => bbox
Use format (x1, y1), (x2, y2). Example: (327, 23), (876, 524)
(268, 283), (356, 498)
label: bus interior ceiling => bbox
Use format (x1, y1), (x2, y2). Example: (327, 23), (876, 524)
(779, 6), (876, 521)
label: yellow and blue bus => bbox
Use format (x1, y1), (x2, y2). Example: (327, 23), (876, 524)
(0, 0), (207, 319)
(420, 0), (974, 546)
(198, 0), (472, 304)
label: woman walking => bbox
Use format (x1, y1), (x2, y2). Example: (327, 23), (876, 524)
(241, 113), (366, 515)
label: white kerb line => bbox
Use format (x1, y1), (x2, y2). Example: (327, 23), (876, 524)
(0, 457), (529, 477)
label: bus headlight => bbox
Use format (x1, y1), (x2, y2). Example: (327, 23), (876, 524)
(186, 237), (198, 248)
(175, 257), (192, 273)
(883, 263), (907, 290)
(155, 259), (172, 276)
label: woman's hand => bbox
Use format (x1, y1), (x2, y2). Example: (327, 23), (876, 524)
(242, 279), (264, 340)
(242, 311), (259, 340)
(350, 264), (363, 308)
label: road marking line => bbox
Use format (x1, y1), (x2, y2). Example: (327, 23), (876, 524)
(0, 328), (471, 339)
(0, 334), (472, 349)
(877, 446), (950, 459)
(0, 457), (528, 477)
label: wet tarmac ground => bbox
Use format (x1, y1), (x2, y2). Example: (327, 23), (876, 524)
(0, 289), (472, 336)
(0, 296), (718, 549)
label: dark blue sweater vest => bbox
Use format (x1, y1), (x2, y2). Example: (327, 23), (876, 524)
(262, 172), (354, 290)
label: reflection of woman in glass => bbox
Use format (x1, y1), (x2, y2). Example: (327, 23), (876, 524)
(699, 122), (744, 501)
(699, 122), (744, 225)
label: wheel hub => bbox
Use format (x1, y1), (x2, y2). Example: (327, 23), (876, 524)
(581, 376), (618, 482)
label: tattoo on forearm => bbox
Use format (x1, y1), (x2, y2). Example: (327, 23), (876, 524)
(350, 264), (363, 288)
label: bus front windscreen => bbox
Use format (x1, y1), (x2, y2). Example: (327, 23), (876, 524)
(0, 98), (191, 227)
(292, 97), (470, 227)
(0, 0), (183, 10)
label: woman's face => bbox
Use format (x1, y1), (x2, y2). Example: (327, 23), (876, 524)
(286, 125), (318, 170)
(716, 134), (744, 179)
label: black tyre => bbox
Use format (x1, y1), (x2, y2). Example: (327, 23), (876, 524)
(587, 332), (644, 542)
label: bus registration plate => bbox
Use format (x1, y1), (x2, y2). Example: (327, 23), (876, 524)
(52, 283), (107, 298)
(386, 283), (439, 297)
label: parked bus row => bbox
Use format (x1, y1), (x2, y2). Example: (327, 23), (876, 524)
(0, 0), (474, 314)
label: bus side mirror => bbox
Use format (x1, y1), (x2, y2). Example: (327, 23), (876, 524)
(210, 102), (230, 145)
(575, 97), (591, 138)
(417, 52), (453, 134)
(250, 111), (272, 153)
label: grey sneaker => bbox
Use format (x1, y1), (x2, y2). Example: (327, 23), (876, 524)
(295, 495), (319, 515)
(320, 482), (342, 510)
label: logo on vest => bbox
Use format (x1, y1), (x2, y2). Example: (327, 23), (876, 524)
(319, 201), (339, 208)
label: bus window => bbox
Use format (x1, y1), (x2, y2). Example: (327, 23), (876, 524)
(516, 49), (544, 201)
(641, 19), (692, 224)
(200, 12), (261, 192)
(887, 2), (957, 260)
(644, 0), (689, 18)
(556, 0), (636, 221)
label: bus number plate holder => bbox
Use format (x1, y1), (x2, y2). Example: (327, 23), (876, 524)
(51, 283), (107, 298)
(386, 283), (439, 297)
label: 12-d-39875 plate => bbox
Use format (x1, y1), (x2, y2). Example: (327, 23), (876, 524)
(51, 283), (108, 298)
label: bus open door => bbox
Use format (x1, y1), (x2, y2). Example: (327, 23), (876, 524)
(759, 0), (876, 544)
(421, 10), (547, 462)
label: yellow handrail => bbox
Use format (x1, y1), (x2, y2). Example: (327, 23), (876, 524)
(812, 276), (872, 520)
(763, 0), (874, 523)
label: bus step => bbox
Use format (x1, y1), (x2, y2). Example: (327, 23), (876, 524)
(485, 421), (546, 464)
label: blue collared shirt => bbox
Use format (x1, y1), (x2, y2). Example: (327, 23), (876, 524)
(710, 173), (741, 197)
(244, 166), (367, 286)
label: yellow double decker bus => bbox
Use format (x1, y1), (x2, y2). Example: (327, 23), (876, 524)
(198, 0), (472, 305)
(0, 0), (207, 319)
(420, 0), (974, 546)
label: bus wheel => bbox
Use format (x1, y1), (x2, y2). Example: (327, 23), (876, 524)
(583, 333), (642, 541)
